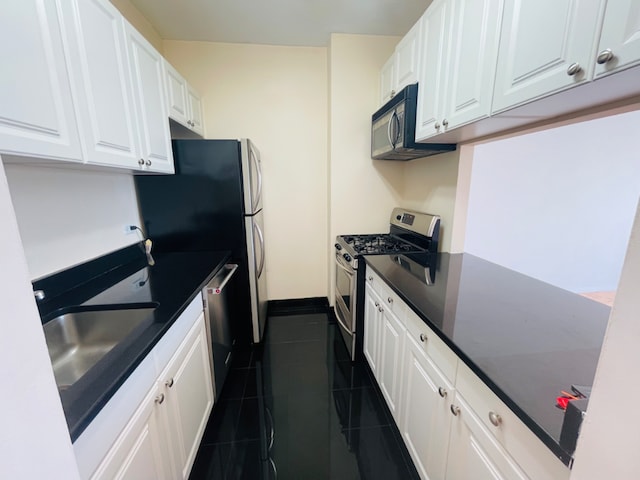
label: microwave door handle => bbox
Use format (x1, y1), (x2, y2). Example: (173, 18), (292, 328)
(393, 111), (401, 146)
(387, 111), (395, 149)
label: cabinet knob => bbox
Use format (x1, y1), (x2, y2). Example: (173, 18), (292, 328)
(419, 333), (427, 343)
(378, 306), (384, 313)
(450, 404), (460, 416)
(434, 122), (441, 130)
(438, 387), (447, 398)
(368, 276), (373, 281)
(145, 159), (152, 166)
(138, 158), (144, 166)
(374, 301), (380, 307)
(387, 297), (393, 304)
(596, 48), (614, 65)
(155, 393), (165, 405)
(488, 411), (502, 427)
(390, 90), (396, 98)
(566, 63), (582, 76)
(165, 378), (174, 388)
(442, 119), (449, 127)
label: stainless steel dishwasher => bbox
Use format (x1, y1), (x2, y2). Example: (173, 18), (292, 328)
(202, 263), (238, 400)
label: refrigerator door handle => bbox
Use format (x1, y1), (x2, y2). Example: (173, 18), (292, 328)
(254, 220), (265, 278)
(251, 146), (263, 212)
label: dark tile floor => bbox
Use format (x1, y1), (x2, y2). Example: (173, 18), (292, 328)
(189, 312), (420, 480)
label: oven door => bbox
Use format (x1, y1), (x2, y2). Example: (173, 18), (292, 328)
(334, 252), (356, 358)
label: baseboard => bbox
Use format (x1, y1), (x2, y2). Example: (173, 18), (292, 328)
(267, 297), (330, 316)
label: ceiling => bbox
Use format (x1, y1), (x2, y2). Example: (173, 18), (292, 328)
(129, 0), (432, 47)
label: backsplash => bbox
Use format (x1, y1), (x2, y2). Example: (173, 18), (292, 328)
(4, 163), (141, 280)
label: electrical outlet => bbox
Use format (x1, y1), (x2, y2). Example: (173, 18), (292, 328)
(124, 225), (136, 235)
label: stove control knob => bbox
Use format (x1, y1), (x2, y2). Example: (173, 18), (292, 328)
(335, 243), (342, 251)
(343, 253), (352, 262)
(396, 215), (402, 221)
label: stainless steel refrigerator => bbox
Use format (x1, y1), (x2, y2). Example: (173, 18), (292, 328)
(135, 139), (268, 345)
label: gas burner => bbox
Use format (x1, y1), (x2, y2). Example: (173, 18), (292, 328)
(339, 234), (426, 256)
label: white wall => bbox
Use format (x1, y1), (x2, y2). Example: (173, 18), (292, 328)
(162, 40), (328, 300)
(4, 164), (141, 280)
(0, 159), (80, 479)
(570, 198), (640, 478)
(464, 110), (640, 292)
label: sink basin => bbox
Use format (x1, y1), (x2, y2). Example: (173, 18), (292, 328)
(44, 306), (157, 389)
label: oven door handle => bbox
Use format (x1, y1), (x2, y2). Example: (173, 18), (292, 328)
(335, 307), (353, 335)
(335, 254), (355, 275)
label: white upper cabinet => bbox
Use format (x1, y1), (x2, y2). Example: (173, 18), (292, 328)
(443, 0), (503, 131)
(395, 19), (423, 92)
(60, 0), (141, 169)
(380, 56), (397, 105)
(0, 0), (83, 162)
(594, 0), (640, 79)
(163, 60), (204, 135)
(187, 85), (205, 136)
(491, 0), (604, 114)
(415, 0), (451, 140)
(124, 22), (174, 173)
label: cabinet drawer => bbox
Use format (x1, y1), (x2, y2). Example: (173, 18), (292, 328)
(405, 308), (458, 383)
(366, 267), (405, 318)
(455, 362), (570, 480)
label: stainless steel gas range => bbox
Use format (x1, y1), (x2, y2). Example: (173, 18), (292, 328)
(334, 208), (441, 360)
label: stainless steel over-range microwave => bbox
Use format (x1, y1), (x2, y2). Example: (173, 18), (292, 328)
(371, 83), (456, 161)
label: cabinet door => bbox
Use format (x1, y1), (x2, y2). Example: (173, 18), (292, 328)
(124, 22), (174, 173)
(61, 0), (140, 169)
(594, 0), (640, 78)
(161, 313), (214, 480)
(91, 386), (171, 480)
(378, 306), (405, 422)
(187, 85), (205, 136)
(380, 56), (396, 105)
(163, 60), (189, 128)
(444, 0), (503, 131)
(446, 392), (527, 480)
(492, 0), (603, 114)
(0, 0), (83, 162)
(415, 0), (452, 141)
(395, 19), (423, 91)
(363, 282), (381, 379)
(400, 334), (454, 480)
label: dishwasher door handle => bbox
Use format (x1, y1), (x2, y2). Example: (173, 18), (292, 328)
(207, 264), (239, 294)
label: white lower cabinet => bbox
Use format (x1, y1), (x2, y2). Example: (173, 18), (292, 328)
(159, 312), (213, 479)
(78, 299), (214, 480)
(400, 333), (454, 480)
(363, 266), (569, 480)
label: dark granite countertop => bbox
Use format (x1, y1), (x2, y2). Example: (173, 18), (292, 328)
(364, 253), (610, 466)
(35, 245), (230, 442)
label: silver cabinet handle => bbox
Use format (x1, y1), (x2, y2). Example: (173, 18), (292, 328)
(489, 411), (502, 427)
(390, 90), (396, 98)
(419, 333), (427, 342)
(145, 159), (151, 166)
(378, 306), (383, 313)
(442, 119), (449, 127)
(434, 122), (441, 130)
(138, 158), (144, 166)
(387, 297), (393, 304)
(438, 387), (447, 398)
(155, 393), (165, 405)
(596, 48), (614, 64)
(450, 404), (460, 416)
(165, 378), (174, 388)
(374, 301), (380, 307)
(566, 63), (582, 76)
(368, 276), (373, 281)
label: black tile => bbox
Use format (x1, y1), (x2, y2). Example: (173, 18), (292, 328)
(230, 346), (254, 369)
(191, 311), (420, 480)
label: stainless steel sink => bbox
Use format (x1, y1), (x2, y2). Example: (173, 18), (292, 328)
(44, 306), (156, 389)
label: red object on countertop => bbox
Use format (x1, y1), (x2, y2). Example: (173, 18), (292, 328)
(556, 396), (571, 410)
